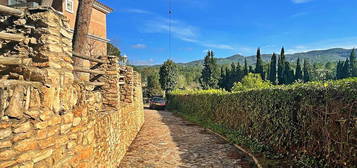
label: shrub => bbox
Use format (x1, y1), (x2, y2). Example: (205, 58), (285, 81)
(167, 78), (357, 167)
(231, 73), (272, 92)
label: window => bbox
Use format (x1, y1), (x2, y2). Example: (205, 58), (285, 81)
(65, 0), (74, 13)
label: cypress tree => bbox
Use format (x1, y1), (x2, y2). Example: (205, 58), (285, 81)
(255, 48), (265, 80)
(269, 53), (277, 84)
(236, 62), (243, 81)
(283, 62), (294, 84)
(295, 58), (303, 81)
(336, 61), (342, 79)
(244, 58), (249, 76)
(278, 47), (286, 84)
(249, 66), (254, 73)
(303, 59), (310, 82)
(342, 59), (351, 78)
(224, 67), (230, 90)
(350, 48), (357, 77)
(218, 67), (225, 89)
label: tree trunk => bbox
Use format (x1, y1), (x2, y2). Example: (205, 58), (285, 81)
(41, 0), (53, 7)
(72, 0), (95, 81)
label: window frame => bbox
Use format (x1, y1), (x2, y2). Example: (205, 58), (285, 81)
(65, 0), (74, 13)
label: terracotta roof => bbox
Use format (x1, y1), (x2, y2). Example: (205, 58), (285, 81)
(94, 0), (113, 14)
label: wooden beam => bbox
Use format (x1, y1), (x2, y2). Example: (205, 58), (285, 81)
(0, 5), (24, 17)
(73, 67), (106, 75)
(85, 82), (106, 86)
(0, 80), (42, 88)
(0, 57), (31, 66)
(72, 52), (108, 64)
(0, 32), (25, 42)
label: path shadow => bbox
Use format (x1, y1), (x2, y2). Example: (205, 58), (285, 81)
(157, 110), (256, 168)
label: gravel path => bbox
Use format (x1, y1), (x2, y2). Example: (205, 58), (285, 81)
(119, 109), (254, 168)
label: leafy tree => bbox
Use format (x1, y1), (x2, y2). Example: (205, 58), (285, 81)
(268, 53), (277, 84)
(255, 48), (265, 80)
(200, 50), (219, 89)
(159, 59), (178, 93)
(107, 43), (121, 56)
(350, 48), (357, 77)
(278, 47), (286, 84)
(232, 73), (272, 92)
(303, 59), (311, 82)
(295, 58), (303, 81)
(146, 74), (163, 97)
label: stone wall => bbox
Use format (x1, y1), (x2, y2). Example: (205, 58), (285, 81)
(0, 8), (144, 168)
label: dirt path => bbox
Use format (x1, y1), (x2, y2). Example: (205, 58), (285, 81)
(119, 109), (254, 168)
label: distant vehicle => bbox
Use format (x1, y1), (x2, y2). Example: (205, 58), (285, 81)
(149, 97), (166, 110)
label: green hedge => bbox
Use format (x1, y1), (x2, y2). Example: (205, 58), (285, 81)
(167, 78), (357, 167)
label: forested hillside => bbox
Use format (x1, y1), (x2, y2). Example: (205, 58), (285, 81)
(135, 48), (354, 93)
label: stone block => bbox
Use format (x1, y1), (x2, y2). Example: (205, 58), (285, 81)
(60, 124), (72, 134)
(73, 117), (81, 126)
(0, 149), (17, 161)
(63, 113), (74, 124)
(16, 150), (38, 163)
(32, 149), (53, 163)
(38, 136), (56, 149)
(0, 160), (16, 167)
(0, 140), (12, 149)
(14, 122), (32, 133)
(13, 131), (33, 142)
(0, 128), (12, 140)
(14, 139), (38, 152)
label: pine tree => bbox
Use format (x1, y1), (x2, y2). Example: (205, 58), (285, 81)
(244, 58), (249, 76)
(199, 50), (219, 89)
(255, 48), (265, 80)
(159, 59), (178, 93)
(278, 47), (286, 84)
(268, 53), (277, 84)
(295, 58), (303, 81)
(303, 59), (310, 82)
(350, 48), (357, 77)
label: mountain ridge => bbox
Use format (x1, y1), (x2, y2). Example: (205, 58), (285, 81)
(180, 48), (352, 66)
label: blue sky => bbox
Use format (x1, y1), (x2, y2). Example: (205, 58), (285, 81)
(101, 0), (357, 65)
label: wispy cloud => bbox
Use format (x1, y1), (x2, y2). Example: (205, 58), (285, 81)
(122, 9), (152, 14)
(131, 58), (156, 65)
(143, 17), (235, 50)
(131, 44), (147, 49)
(291, 0), (313, 4)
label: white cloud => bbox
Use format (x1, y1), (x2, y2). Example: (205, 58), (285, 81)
(292, 0), (313, 4)
(131, 44), (147, 49)
(122, 9), (152, 14)
(143, 17), (235, 51)
(131, 58), (156, 65)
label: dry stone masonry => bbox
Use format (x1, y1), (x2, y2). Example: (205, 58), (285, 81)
(0, 7), (144, 168)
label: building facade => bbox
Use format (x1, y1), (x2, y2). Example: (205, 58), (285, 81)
(0, 0), (112, 56)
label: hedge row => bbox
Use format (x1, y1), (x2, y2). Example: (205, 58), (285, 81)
(167, 78), (357, 167)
